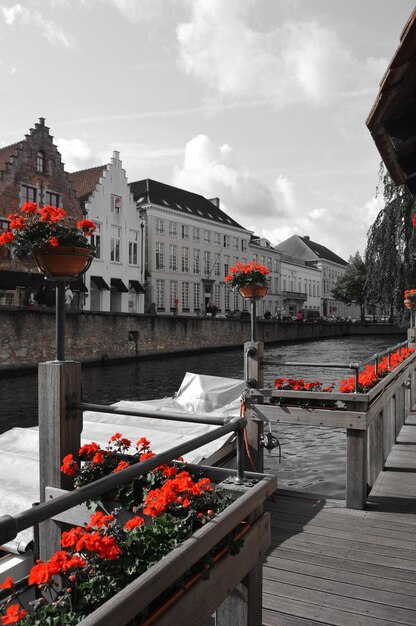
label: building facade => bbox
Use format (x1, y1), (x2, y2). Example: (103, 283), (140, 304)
(0, 118), (82, 305)
(276, 234), (360, 319)
(130, 179), (254, 316)
(70, 152), (145, 314)
(280, 254), (321, 318)
(249, 236), (282, 316)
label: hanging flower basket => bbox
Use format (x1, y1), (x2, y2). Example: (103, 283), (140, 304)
(32, 245), (93, 279)
(404, 298), (416, 309)
(239, 283), (269, 299)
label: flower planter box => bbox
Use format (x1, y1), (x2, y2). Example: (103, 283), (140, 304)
(246, 350), (416, 510)
(46, 466), (276, 626)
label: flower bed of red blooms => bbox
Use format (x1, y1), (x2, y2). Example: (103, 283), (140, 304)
(404, 288), (416, 303)
(0, 434), (232, 625)
(273, 346), (415, 396)
(224, 261), (270, 288)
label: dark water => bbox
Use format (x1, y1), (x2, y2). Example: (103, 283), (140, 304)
(0, 334), (404, 498)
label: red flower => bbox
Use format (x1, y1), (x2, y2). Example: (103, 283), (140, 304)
(79, 442), (100, 458)
(136, 437), (150, 448)
(0, 577), (14, 590)
(49, 237), (59, 247)
(21, 202), (38, 214)
(113, 460), (129, 473)
(60, 453), (79, 476)
(1, 604), (27, 624)
(88, 512), (115, 529)
(0, 232), (15, 245)
(77, 219), (96, 235)
(413, 214), (416, 226)
(123, 516), (144, 531)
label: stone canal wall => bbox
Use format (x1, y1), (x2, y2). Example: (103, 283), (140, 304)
(0, 307), (406, 371)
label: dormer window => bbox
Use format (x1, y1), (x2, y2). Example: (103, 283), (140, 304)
(37, 151), (45, 173)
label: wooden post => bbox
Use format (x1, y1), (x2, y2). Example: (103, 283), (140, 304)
(395, 384), (405, 436)
(367, 412), (384, 487)
(383, 397), (395, 461)
(346, 429), (367, 509)
(244, 341), (264, 473)
(38, 361), (82, 560)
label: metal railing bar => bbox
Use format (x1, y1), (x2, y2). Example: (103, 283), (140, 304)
(0, 417), (247, 546)
(72, 402), (229, 426)
(261, 360), (360, 370)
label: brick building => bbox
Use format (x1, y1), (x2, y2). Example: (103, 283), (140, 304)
(0, 118), (82, 303)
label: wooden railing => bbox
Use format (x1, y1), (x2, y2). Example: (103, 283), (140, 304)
(244, 338), (416, 509)
(4, 359), (277, 625)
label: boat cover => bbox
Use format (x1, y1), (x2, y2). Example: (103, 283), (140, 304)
(0, 372), (244, 554)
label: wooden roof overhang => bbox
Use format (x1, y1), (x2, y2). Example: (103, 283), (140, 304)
(366, 9), (416, 193)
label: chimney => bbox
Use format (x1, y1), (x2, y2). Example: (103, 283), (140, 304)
(303, 235), (310, 241)
(209, 197), (220, 208)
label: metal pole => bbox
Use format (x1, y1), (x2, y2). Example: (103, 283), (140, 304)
(235, 427), (246, 484)
(56, 281), (66, 361)
(250, 298), (257, 342)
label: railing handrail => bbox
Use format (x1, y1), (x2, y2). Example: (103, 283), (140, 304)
(0, 417), (247, 547)
(72, 402), (230, 426)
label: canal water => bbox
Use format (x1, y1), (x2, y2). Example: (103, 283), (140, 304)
(0, 333), (404, 499)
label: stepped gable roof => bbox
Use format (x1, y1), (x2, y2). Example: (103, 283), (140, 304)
(300, 236), (347, 266)
(130, 178), (244, 229)
(0, 142), (21, 173)
(69, 165), (107, 202)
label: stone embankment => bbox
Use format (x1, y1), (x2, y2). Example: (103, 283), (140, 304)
(0, 307), (405, 372)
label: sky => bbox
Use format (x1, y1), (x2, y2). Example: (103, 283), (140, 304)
(0, 0), (414, 261)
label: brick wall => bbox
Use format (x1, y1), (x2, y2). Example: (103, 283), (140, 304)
(0, 308), (405, 371)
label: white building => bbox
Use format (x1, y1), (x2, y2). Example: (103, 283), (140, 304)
(129, 179), (254, 316)
(69, 151), (145, 313)
(280, 253), (321, 318)
(249, 236), (282, 317)
(276, 235), (360, 319)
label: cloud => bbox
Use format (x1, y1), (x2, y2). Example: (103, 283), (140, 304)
(0, 3), (73, 48)
(101, 0), (179, 23)
(275, 175), (295, 209)
(172, 134), (284, 228)
(176, 0), (384, 107)
(56, 137), (100, 171)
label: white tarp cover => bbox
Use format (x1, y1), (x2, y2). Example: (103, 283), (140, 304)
(0, 373), (244, 554)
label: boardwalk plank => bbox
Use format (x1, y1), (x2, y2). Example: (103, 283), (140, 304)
(261, 415), (416, 626)
(265, 550), (416, 588)
(263, 580), (416, 625)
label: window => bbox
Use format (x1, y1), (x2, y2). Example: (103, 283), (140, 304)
(234, 290), (239, 309)
(313, 282), (316, 297)
(193, 227), (200, 241)
(36, 151), (45, 173)
(91, 222), (101, 259)
(182, 247), (189, 272)
(214, 257), (220, 276)
(298, 279), (301, 292)
(267, 257), (272, 271)
(182, 225), (189, 239)
(111, 194), (122, 214)
(193, 283), (200, 310)
(193, 249), (200, 274)
(169, 281), (177, 309)
(224, 254), (230, 277)
(44, 191), (60, 207)
(20, 184), (37, 205)
(214, 284), (220, 307)
(0, 219), (10, 257)
(182, 282), (190, 309)
(283, 278), (287, 291)
(156, 280), (165, 308)
(274, 258), (279, 272)
(274, 277), (279, 293)
(156, 218), (165, 234)
(214, 232), (221, 246)
(204, 250), (211, 275)
(317, 284), (320, 297)
(232, 237), (239, 250)
(169, 222), (177, 237)
(225, 286), (231, 311)
(156, 242), (165, 270)
(223, 235), (230, 248)
(204, 230), (211, 244)
(242, 239), (248, 252)
(260, 255), (265, 266)
(129, 230), (139, 265)
(110, 226), (121, 262)
(169, 245), (177, 271)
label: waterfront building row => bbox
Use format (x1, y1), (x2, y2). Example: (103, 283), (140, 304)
(0, 118), (359, 319)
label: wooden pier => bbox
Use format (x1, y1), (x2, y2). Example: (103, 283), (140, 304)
(262, 413), (416, 626)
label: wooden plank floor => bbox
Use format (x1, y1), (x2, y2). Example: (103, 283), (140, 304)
(262, 415), (416, 626)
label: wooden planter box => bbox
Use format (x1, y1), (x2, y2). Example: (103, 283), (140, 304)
(246, 350), (416, 509)
(47, 466), (276, 626)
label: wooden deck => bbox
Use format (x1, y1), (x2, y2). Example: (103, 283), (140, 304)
(262, 414), (416, 626)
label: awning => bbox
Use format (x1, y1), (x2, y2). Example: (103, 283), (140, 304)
(129, 280), (145, 294)
(91, 275), (110, 290)
(0, 270), (44, 289)
(70, 279), (88, 292)
(111, 278), (128, 293)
